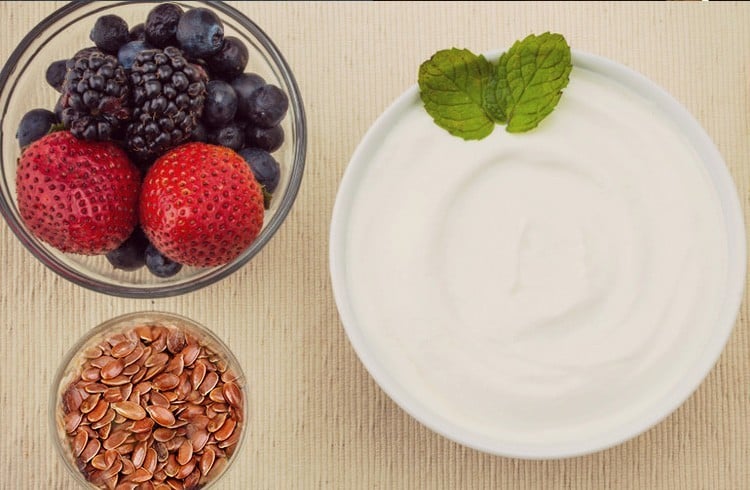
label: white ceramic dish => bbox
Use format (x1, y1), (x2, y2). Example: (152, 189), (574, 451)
(329, 51), (746, 459)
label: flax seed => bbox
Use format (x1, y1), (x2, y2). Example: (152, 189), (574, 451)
(60, 322), (244, 488)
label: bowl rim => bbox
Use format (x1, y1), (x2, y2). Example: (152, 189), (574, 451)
(49, 310), (249, 488)
(0, 0), (306, 298)
(328, 49), (747, 459)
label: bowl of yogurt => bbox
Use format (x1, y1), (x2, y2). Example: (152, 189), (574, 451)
(329, 50), (746, 459)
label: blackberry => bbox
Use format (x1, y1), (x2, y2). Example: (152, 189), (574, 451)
(60, 48), (130, 141)
(126, 46), (207, 160)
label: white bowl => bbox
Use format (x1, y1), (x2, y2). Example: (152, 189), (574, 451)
(329, 51), (746, 459)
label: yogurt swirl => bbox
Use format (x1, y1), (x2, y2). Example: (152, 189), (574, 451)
(344, 68), (728, 445)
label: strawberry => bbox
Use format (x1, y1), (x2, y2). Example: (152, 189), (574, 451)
(139, 142), (265, 267)
(15, 131), (140, 255)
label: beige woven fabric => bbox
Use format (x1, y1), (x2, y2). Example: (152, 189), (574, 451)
(1, 1), (748, 488)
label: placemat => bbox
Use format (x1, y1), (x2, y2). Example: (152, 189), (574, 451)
(1, 2), (748, 488)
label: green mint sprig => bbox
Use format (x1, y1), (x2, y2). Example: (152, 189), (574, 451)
(418, 33), (572, 139)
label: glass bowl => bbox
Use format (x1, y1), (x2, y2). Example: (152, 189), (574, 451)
(0, 1), (306, 298)
(51, 311), (248, 489)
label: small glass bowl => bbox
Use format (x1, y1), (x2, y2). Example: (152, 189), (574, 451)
(51, 311), (248, 489)
(0, 1), (306, 297)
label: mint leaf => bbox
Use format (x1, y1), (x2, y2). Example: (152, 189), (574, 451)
(418, 48), (495, 140)
(482, 52), (509, 123)
(489, 33), (572, 133)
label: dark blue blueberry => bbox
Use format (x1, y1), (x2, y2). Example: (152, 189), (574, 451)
(207, 36), (248, 80)
(239, 147), (280, 193)
(191, 122), (208, 142)
(231, 73), (265, 119)
(45, 59), (68, 93)
(210, 123), (245, 151)
(89, 14), (129, 54)
(202, 80), (237, 127)
(54, 96), (64, 121)
(176, 8), (224, 59)
(129, 23), (146, 41)
(245, 124), (284, 153)
(244, 84), (288, 128)
(16, 109), (57, 147)
(106, 227), (149, 271)
(145, 244), (183, 278)
(118, 41), (151, 70)
(145, 3), (183, 48)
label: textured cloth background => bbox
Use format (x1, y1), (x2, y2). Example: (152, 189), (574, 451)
(1, 2), (749, 488)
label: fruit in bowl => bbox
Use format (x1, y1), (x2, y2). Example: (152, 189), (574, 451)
(7, 2), (299, 288)
(16, 4), (288, 277)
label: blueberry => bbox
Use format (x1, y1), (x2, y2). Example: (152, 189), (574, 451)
(245, 124), (284, 153)
(145, 244), (183, 277)
(203, 80), (237, 127)
(176, 8), (224, 59)
(191, 122), (208, 142)
(210, 123), (245, 151)
(89, 14), (129, 54)
(129, 23), (146, 42)
(54, 96), (64, 121)
(244, 84), (288, 128)
(16, 109), (57, 147)
(145, 3), (183, 48)
(239, 148), (280, 193)
(118, 40), (151, 70)
(231, 73), (265, 118)
(45, 59), (68, 93)
(208, 36), (248, 80)
(106, 227), (148, 271)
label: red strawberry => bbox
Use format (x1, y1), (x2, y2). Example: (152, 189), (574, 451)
(15, 131), (140, 255)
(139, 142), (265, 267)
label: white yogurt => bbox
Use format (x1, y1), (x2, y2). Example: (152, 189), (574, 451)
(342, 67), (729, 447)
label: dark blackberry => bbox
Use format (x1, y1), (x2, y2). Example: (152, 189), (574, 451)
(60, 48), (130, 141)
(126, 46), (207, 160)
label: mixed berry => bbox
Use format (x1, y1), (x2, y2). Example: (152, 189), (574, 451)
(15, 4), (287, 279)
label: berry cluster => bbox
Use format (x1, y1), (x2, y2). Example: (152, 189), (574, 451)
(16, 4), (289, 279)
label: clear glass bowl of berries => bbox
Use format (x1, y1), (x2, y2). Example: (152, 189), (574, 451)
(51, 311), (247, 489)
(0, 1), (305, 297)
